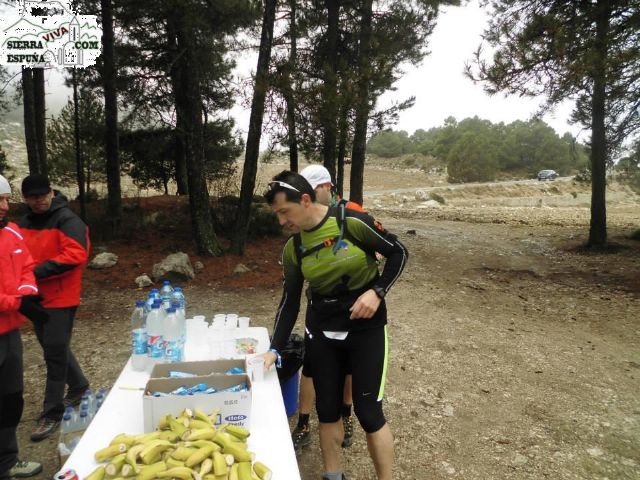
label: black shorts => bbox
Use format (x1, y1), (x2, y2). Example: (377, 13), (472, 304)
(302, 329), (353, 379)
(307, 326), (389, 434)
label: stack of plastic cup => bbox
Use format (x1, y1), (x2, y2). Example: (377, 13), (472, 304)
(238, 317), (250, 328)
(225, 314), (238, 329)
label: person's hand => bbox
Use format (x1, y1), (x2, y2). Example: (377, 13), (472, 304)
(260, 350), (278, 370)
(18, 295), (49, 323)
(349, 289), (381, 320)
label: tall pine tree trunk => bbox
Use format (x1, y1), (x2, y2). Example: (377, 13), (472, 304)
(22, 68), (41, 175)
(175, 16), (222, 256)
(321, 0), (339, 181)
(349, 0), (373, 206)
(101, 0), (122, 230)
(285, 0), (298, 172)
(32, 68), (48, 176)
(588, 0), (610, 247)
(72, 69), (86, 221)
(167, 16), (189, 196)
(230, 0), (277, 255)
(336, 101), (349, 197)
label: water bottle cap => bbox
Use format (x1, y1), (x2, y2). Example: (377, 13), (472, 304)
(136, 300), (145, 307)
(163, 280), (171, 285)
(63, 413), (71, 420)
(151, 303), (161, 309)
(80, 403), (88, 410)
(65, 406), (74, 413)
(174, 287), (182, 292)
(171, 301), (180, 307)
(167, 307), (176, 313)
(81, 393), (88, 400)
(80, 410), (87, 417)
(151, 288), (159, 292)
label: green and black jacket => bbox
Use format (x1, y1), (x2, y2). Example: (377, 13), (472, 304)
(270, 206), (408, 351)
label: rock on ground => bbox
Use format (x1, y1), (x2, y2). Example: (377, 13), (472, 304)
(151, 252), (195, 282)
(88, 252), (118, 269)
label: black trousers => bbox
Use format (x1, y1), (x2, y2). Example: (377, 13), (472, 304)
(0, 330), (23, 477)
(32, 307), (89, 421)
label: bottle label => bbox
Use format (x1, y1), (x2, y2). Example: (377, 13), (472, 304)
(148, 335), (164, 358)
(132, 329), (148, 355)
(164, 341), (183, 363)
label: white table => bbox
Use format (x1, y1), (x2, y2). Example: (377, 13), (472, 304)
(63, 327), (301, 480)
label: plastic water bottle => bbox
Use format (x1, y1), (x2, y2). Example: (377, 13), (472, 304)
(144, 292), (155, 315)
(131, 300), (147, 371)
(78, 410), (90, 430)
(160, 280), (174, 302)
(163, 307), (183, 363)
(151, 287), (160, 300)
(171, 288), (186, 316)
(61, 412), (74, 433)
(146, 303), (164, 364)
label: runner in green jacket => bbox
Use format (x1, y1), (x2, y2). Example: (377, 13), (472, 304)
(260, 170), (408, 480)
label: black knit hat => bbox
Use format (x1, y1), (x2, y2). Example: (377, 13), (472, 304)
(21, 174), (51, 197)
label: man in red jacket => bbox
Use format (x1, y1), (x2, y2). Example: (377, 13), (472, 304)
(0, 174), (45, 479)
(19, 174), (91, 442)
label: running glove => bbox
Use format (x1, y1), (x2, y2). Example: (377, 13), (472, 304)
(18, 295), (49, 323)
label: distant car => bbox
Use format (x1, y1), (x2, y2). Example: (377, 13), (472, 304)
(537, 169), (559, 181)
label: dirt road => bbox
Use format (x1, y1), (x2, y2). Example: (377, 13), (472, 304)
(15, 178), (640, 480)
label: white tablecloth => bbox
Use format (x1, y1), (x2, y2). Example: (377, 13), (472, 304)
(62, 327), (301, 480)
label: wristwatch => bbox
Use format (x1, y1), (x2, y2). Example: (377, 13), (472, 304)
(372, 286), (386, 300)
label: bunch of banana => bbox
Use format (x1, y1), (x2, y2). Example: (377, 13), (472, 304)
(85, 409), (272, 480)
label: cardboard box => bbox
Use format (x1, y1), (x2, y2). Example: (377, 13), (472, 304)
(150, 359), (246, 379)
(143, 374), (251, 432)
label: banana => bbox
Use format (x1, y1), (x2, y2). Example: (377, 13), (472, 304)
(158, 414), (172, 430)
(169, 417), (189, 436)
(170, 447), (198, 461)
(193, 409), (212, 424)
(181, 408), (194, 419)
(228, 464), (239, 480)
(120, 464), (136, 478)
(185, 429), (216, 441)
(198, 458), (213, 477)
(105, 453), (127, 476)
(222, 444), (253, 463)
(158, 431), (180, 442)
(185, 446), (216, 468)
(224, 425), (250, 441)
(184, 440), (219, 451)
(125, 443), (145, 472)
(85, 465), (105, 480)
(252, 462), (272, 480)
(212, 451), (227, 476)
(156, 467), (194, 480)
(236, 463), (252, 480)
(165, 457), (185, 469)
(95, 443), (128, 463)
(134, 432), (162, 444)
(110, 434), (137, 447)
(140, 440), (174, 465)
(137, 461), (166, 480)
(188, 419), (214, 431)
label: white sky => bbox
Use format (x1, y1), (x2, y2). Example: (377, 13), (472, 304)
(374, 0), (581, 139)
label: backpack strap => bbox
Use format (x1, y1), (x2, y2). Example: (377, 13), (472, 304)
(335, 201), (377, 261)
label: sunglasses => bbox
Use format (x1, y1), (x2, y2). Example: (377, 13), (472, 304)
(268, 180), (300, 192)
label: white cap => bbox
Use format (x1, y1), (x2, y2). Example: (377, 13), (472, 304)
(301, 164), (333, 190)
(0, 174), (10, 195)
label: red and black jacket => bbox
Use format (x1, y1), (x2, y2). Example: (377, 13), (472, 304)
(19, 193), (90, 308)
(0, 222), (38, 334)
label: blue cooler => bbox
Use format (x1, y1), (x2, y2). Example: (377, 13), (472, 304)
(281, 370), (300, 417)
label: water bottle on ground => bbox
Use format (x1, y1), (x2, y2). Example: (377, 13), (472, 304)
(131, 300), (148, 371)
(163, 307), (184, 363)
(78, 410), (90, 430)
(144, 292), (155, 315)
(147, 303), (164, 364)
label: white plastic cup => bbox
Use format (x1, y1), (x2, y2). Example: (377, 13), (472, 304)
(225, 315), (238, 329)
(193, 315), (206, 322)
(248, 356), (264, 382)
(238, 317), (250, 328)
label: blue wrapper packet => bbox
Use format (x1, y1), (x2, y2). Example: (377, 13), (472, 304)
(169, 371), (197, 378)
(226, 367), (245, 375)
